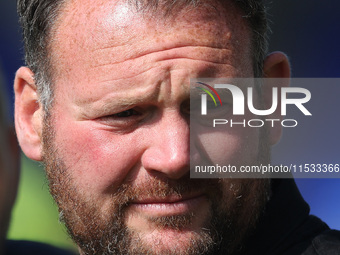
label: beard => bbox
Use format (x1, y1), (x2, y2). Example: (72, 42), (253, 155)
(42, 114), (271, 255)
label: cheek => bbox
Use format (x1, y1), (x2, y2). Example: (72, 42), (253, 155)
(194, 117), (260, 166)
(53, 119), (143, 192)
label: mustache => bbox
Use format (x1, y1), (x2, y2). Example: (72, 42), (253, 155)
(112, 176), (220, 207)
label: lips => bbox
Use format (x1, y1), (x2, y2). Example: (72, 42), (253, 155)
(129, 194), (207, 216)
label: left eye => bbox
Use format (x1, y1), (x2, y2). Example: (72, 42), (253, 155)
(114, 109), (140, 118)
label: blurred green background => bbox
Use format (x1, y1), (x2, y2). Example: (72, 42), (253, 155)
(7, 155), (77, 251)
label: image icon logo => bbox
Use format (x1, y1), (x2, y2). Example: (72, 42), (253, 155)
(196, 82), (222, 115)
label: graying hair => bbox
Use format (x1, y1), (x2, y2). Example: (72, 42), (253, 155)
(17, 0), (268, 111)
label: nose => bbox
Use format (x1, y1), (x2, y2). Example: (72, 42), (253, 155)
(141, 110), (190, 180)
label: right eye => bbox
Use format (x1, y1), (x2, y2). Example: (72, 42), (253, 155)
(113, 109), (140, 118)
(95, 107), (145, 131)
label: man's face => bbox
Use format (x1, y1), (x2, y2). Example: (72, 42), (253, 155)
(41, 0), (271, 254)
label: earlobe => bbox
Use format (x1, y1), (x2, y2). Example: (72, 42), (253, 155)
(262, 52), (291, 145)
(14, 67), (44, 161)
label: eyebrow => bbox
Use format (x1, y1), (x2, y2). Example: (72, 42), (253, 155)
(74, 83), (163, 117)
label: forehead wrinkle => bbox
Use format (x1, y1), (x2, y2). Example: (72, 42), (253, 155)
(90, 45), (233, 69)
(84, 19), (237, 72)
(89, 45), (236, 83)
(73, 81), (161, 109)
(94, 58), (233, 83)
(93, 60), (235, 84)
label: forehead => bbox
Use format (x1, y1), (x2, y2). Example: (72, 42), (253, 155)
(52, 0), (252, 79)
(56, 0), (248, 40)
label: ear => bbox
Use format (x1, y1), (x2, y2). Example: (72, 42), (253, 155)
(263, 51), (290, 79)
(262, 52), (290, 145)
(14, 67), (44, 161)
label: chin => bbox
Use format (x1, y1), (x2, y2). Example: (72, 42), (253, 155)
(126, 227), (215, 255)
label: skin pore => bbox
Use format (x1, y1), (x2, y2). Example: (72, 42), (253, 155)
(14, 0), (290, 254)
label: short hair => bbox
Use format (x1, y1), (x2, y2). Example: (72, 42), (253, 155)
(17, 0), (268, 111)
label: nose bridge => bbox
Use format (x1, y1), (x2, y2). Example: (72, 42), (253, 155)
(164, 112), (189, 163)
(142, 109), (190, 179)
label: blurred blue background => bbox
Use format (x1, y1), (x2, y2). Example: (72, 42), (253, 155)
(267, 0), (340, 230)
(0, 0), (339, 247)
